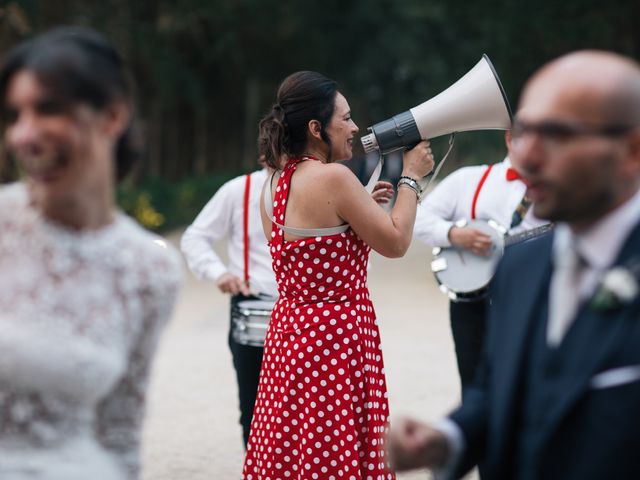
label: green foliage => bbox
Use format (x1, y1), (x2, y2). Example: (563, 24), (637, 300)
(2, 0), (640, 221)
(117, 172), (236, 232)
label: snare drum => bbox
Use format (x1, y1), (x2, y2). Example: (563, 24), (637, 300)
(230, 296), (276, 347)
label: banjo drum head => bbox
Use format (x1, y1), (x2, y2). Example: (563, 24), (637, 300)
(432, 220), (505, 296)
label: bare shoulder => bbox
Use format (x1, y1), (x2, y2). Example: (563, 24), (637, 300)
(326, 161), (356, 176)
(312, 162), (360, 187)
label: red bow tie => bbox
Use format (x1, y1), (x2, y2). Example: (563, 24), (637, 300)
(506, 167), (524, 182)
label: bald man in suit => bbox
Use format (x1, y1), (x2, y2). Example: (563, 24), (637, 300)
(388, 50), (640, 480)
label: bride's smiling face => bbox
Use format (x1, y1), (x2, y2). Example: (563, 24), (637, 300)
(3, 70), (114, 210)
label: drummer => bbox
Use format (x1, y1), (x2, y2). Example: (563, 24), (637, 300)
(413, 131), (546, 392)
(181, 157), (277, 447)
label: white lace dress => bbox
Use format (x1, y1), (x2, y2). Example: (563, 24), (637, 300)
(0, 183), (182, 480)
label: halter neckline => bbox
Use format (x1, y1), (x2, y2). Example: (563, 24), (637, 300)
(286, 155), (321, 166)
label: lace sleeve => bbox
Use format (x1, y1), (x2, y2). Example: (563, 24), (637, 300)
(94, 247), (182, 477)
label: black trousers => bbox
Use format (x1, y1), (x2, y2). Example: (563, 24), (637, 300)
(229, 295), (265, 447)
(449, 298), (488, 390)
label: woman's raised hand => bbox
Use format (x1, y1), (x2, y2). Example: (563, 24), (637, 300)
(371, 181), (394, 205)
(401, 140), (435, 179)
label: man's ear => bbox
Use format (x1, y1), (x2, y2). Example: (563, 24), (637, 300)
(307, 119), (323, 140)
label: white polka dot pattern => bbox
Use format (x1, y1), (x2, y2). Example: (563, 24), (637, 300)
(243, 157), (395, 480)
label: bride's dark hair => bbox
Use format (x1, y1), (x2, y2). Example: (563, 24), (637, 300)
(0, 26), (141, 181)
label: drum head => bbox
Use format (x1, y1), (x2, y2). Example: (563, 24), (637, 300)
(232, 297), (276, 347)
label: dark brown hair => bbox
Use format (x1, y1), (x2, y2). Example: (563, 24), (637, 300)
(259, 71), (338, 169)
(0, 26), (141, 181)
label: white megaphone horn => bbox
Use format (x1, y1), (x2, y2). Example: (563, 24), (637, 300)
(361, 54), (512, 154)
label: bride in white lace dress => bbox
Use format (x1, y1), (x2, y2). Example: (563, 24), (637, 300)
(0, 28), (182, 479)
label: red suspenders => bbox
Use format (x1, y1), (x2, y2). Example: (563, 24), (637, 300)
(242, 174), (251, 284)
(471, 165), (493, 220)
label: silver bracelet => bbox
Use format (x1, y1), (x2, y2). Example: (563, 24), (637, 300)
(398, 176), (423, 194)
(397, 180), (420, 200)
(398, 177), (422, 198)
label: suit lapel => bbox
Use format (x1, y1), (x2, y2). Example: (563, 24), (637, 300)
(540, 221), (640, 439)
(492, 235), (553, 445)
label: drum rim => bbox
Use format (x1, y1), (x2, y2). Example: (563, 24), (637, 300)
(230, 295), (275, 347)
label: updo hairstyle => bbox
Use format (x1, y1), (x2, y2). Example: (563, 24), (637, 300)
(258, 71), (338, 170)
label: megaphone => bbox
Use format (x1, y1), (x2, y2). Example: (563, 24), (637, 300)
(361, 54), (512, 154)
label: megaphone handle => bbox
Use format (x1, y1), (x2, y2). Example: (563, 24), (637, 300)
(418, 133), (456, 203)
(364, 152), (384, 194)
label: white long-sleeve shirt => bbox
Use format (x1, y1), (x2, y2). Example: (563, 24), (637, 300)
(414, 157), (546, 248)
(180, 168), (278, 297)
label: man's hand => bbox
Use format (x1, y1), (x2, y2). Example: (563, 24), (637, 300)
(216, 273), (251, 296)
(448, 226), (493, 256)
(387, 417), (450, 472)
(371, 181), (394, 205)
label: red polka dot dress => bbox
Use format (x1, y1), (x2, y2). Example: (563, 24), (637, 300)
(243, 157), (395, 480)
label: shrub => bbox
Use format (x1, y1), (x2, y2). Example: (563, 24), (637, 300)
(118, 172), (237, 232)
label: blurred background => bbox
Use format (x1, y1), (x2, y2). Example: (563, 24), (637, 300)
(1, 3), (638, 478)
(1, 0), (639, 231)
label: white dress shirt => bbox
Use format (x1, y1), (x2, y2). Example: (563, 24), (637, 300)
(414, 157), (546, 248)
(548, 188), (640, 344)
(180, 168), (278, 297)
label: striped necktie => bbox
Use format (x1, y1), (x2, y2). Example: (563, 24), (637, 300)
(510, 191), (532, 228)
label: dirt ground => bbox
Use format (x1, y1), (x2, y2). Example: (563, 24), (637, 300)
(141, 231), (477, 480)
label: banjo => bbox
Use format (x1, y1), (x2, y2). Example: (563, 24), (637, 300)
(431, 220), (553, 301)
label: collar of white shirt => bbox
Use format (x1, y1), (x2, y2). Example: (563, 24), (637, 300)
(552, 187), (640, 293)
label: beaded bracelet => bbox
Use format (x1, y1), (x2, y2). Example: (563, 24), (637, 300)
(398, 175), (422, 193)
(399, 175), (421, 184)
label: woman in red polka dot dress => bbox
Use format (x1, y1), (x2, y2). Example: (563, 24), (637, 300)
(243, 71), (434, 480)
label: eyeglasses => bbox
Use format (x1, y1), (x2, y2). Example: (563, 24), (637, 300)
(510, 119), (636, 152)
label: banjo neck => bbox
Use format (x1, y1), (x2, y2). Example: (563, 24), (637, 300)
(504, 223), (554, 247)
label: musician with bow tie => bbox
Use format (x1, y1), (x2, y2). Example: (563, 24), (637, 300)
(414, 131), (549, 392)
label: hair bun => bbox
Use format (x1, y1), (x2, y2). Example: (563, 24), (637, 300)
(272, 103), (286, 122)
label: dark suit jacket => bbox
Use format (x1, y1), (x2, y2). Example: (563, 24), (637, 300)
(448, 221), (640, 480)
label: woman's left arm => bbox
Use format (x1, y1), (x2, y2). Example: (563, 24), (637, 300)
(95, 246), (182, 477)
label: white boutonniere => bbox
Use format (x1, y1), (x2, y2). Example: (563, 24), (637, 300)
(590, 265), (639, 312)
